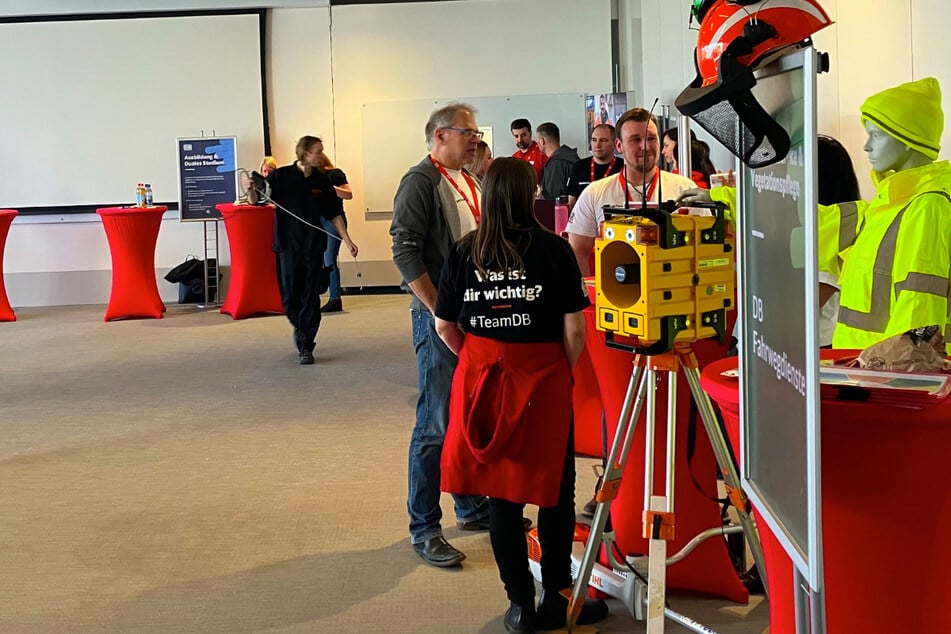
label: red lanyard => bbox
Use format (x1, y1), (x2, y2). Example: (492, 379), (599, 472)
(431, 157), (480, 223)
(591, 156), (618, 183)
(618, 168), (659, 205)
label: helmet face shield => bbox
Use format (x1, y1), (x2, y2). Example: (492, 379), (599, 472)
(677, 0), (832, 168)
(676, 54), (790, 168)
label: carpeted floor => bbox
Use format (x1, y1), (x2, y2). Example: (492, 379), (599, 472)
(0, 295), (768, 633)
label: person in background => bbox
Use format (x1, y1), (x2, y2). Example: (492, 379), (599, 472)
(510, 118), (547, 183)
(434, 157), (606, 632)
(247, 136), (358, 364)
(317, 150), (352, 313)
(465, 140), (493, 181)
(390, 102), (492, 569)
(594, 94), (612, 126)
(661, 128), (716, 188)
(536, 121), (580, 200)
(815, 135), (861, 347)
(566, 123), (618, 213)
(660, 128), (694, 173)
(259, 156), (279, 177)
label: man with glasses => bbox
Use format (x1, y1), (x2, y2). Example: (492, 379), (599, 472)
(390, 102), (491, 568)
(510, 118), (548, 183)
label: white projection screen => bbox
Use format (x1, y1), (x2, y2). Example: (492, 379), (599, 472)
(0, 12), (266, 211)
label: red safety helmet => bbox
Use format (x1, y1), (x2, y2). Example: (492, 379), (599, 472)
(676, 0), (833, 168)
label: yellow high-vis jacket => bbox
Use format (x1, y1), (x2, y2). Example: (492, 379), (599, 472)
(831, 161), (951, 349)
(709, 161), (951, 349)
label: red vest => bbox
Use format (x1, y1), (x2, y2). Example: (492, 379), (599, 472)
(441, 335), (573, 507)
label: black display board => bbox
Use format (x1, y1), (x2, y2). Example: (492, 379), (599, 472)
(177, 137), (238, 221)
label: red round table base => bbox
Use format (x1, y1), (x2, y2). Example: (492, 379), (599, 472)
(701, 353), (951, 634)
(0, 210), (18, 322)
(97, 207), (168, 322)
(216, 204), (284, 319)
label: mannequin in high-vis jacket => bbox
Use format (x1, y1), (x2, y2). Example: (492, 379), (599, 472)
(680, 77), (951, 351)
(829, 77), (951, 349)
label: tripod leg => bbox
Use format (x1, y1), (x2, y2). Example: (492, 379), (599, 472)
(568, 362), (648, 628)
(682, 364), (768, 592)
(644, 367), (677, 633)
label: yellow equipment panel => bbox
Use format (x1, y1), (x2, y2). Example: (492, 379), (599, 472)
(594, 208), (734, 353)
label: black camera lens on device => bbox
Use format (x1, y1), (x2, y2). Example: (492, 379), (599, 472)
(614, 263), (640, 284)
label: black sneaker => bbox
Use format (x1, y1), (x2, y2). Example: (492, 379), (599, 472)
(321, 298), (342, 313)
(298, 350), (314, 365)
(503, 601), (536, 633)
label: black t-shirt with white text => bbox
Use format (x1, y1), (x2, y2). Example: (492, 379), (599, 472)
(436, 227), (590, 343)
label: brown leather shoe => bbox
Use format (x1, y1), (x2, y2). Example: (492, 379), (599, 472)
(412, 535), (465, 567)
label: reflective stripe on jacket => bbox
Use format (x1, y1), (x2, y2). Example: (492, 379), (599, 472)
(833, 161), (951, 349)
(711, 185), (866, 278)
(817, 200), (866, 279)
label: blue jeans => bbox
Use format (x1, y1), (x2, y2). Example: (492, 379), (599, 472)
(408, 308), (488, 544)
(319, 215), (344, 301)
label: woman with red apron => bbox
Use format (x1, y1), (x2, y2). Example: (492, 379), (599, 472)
(434, 158), (605, 632)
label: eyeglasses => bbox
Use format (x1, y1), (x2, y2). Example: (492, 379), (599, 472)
(443, 127), (484, 140)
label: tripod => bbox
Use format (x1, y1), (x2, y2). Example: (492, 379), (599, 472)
(567, 341), (767, 633)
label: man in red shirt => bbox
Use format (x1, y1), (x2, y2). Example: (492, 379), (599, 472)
(510, 118), (547, 183)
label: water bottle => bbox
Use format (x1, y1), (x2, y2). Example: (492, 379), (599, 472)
(135, 183), (146, 208)
(144, 183), (153, 207)
(554, 195), (570, 237)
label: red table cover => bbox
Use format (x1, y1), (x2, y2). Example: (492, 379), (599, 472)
(0, 210), (17, 322)
(701, 352), (951, 634)
(216, 204), (284, 319)
(97, 206), (168, 321)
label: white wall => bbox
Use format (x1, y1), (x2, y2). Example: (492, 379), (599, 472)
(266, 7), (335, 164)
(2, 0), (612, 306)
(6, 0), (950, 307)
(0, 0), (327, 16)
(328, 0), (613, 281)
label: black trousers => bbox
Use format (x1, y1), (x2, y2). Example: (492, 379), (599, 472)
(277, 249), (323, 352)
(489, 429), (576, 605)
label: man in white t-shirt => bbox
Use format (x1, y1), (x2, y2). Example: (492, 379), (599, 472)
(566, 107), (696, 275)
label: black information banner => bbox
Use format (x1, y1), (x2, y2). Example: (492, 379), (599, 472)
(177, 137), (238, 221)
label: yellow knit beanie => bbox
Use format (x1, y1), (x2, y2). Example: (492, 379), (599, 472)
(860, 77), (943, 160)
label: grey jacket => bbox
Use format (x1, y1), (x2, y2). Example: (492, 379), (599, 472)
(390, 156), (481, 311)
